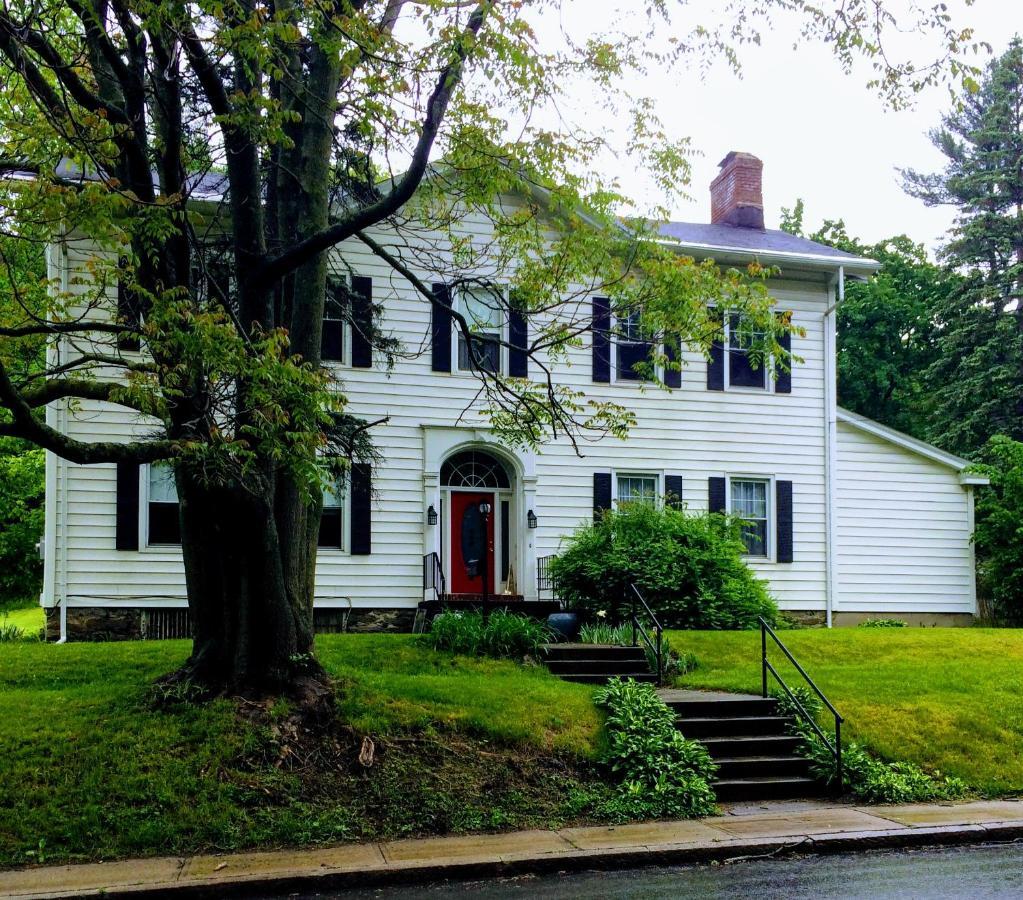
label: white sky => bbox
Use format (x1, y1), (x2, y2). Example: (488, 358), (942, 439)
(535, 0), (1023, 255)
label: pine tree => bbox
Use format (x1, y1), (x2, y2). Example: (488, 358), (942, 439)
(904, 39), (1023, 457)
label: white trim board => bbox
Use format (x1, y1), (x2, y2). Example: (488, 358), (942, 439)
(836, 407), (988, 485)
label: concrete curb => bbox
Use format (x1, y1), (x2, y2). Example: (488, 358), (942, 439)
(3, 802), (1023, 899)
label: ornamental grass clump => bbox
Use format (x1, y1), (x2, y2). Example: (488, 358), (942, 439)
(426, 610), (551, 660)
(594, 678), (717, 819)
(550, 502), (777, 629)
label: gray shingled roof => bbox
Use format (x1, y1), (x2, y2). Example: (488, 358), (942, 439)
(658, 221), (870, 264)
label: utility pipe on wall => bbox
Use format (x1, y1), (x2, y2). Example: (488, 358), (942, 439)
(822, 266), (844, 628)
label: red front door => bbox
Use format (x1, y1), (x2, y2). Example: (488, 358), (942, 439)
(449, 491), (495, 595)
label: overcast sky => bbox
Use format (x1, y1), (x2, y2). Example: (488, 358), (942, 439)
(538, 1), (1023, 255)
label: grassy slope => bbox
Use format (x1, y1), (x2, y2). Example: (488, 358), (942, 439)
(669, 628), (1023, 795)
(1, 605), (44, 637)
(0, 636), (602, 868)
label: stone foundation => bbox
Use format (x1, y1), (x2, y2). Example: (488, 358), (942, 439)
(45, 605), (419, 641)
(832, 611), (975, 628)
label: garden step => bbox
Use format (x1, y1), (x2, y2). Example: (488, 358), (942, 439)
(545, 658), (654, 675)
(556, 672), (658, 684)
(712, 775), (826, 802)
(699, 734), (804, 758)
(676, 715), (795, 738)
(712, 755), (811, 780)
(664, 697), (779, 718)
(541, 644), (647, 662)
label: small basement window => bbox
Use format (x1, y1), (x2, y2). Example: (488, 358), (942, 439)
(730, 478), (769, 557)
(147, 462), (181, 545)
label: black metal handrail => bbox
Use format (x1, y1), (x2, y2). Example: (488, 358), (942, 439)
(629, 583), (663, 686)
(536, 555), (559, 601)
(758, 615), (844, 790)
(423, 552), (445, 601)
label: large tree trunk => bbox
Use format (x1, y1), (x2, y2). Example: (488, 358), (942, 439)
(170, 466), (326, 698)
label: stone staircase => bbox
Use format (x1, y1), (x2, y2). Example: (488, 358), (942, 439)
(661, 689), (825, 801)
(541, 643), (657, 684)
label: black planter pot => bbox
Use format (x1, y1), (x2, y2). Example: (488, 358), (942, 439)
(547, 611), (580, 642)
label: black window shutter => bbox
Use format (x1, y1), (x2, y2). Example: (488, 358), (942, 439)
(350, 276), (373, 368)
(116, 258), (142, 352)
(115, 462), (140, 550)
(664, 475), (683, 509)
(321, 278), (345, 362)
(776, 480), (793, 563)
(708, 476), (726, 514)
(431, 284), (452, 372)
(592, 296), (611, 383)
(707, 308), (725, 391)
(664, 335), (682, 388)
(349, 463), (372, 555)
(509, 306), (528, 378)
(593, 472), (612, 519)
(776, 311), (792, 394)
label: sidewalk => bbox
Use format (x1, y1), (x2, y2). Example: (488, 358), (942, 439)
(3, 799), (1022, 899)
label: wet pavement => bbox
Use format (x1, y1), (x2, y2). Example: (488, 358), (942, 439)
(272, 842), (1023, 899)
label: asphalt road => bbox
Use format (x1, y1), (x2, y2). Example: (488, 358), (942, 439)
(266, 842), (1023, 899)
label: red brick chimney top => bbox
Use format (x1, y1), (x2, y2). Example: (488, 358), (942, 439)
(710, 151), (765, 230)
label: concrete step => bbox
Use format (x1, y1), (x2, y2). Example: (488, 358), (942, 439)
(665, 696), (779, 719)
(677, 715), (794, 738)
(713, 776), (826, 802)
(556, 672), (658, 684)
(700, 734), (804, 759)
(713, 755), (812, 780)
(542, 644), (647, 662)
(546, 658), (653, 676)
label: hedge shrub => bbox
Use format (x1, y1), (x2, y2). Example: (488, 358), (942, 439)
(549, 502), (777, 629)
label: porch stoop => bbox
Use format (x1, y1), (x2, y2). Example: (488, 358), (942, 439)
(660, 689), (826, 801)
(541, 644), (657, 683)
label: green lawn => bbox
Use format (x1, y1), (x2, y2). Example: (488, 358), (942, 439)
(1, 605), (44, 638)
(670, 628), (1023, 796)
(0, 635), (604, 868)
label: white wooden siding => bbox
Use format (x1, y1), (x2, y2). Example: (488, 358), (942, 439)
(44, 215), (836, 613)
(835, 421), (976, 614)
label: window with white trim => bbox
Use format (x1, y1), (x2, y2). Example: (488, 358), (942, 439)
(457, 285), (504, 373)
(321, 275), (347, 364)
(615, 309), (653, 382)
(730, 478), (769, 557)
(147, 462), (181, 545)
(727, 313), (769, 391)
(615, 473), (658, 507)
(318, 476), (345, 550)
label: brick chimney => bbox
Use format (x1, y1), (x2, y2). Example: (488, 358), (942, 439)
(710, 151), (765, 230)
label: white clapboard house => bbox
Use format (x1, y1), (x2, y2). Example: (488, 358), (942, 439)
(39, 152), (986, 639)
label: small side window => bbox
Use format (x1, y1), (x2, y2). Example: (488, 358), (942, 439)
(730, 478), (769, 557)
(318, 478), (345, 550)
(147, 463), (181, 546)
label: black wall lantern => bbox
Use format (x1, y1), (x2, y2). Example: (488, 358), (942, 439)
(527, 509), (538, 529)
(427, 504), (438, 526)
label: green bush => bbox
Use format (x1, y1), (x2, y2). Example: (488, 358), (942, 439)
(426, 610), (551, 660)
(771, 684), (823, 724)
(972, 436), (1023, 624)
(0, 440), (44, 605)
(594, 678), (717, 819)
(857, 618), (908, 628)
(550, 503), (777, 630)
(795, 723), (970, 804)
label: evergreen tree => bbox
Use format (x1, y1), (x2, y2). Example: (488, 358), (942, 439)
(903, 39), (1023, 457)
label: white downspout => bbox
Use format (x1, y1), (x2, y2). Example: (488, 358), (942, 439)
(823, 266), (844, 628)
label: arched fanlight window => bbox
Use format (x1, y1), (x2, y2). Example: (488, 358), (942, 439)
(440, 450), (511, 489)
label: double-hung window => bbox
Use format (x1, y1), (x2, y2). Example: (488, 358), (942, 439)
(616, 473), (658, 507)
(730, 478), (769, 557)
(727, 314), (769, 390)
(458, 286), (503, 374)
(616, 309), (653, 382)
(318, 477), (345, 550)
(322, 276), (347, 363)
(147, 462), (181, 545)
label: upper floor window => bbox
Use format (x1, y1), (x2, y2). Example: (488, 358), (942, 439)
(727, 314), (769, 391)
(616, 472), (658, 507)
(615, 309), (653, 382)
(458, 286), (503, 374)
(322, 276), (347, 363)
(147, 462), (181, 545)
(730, 477), (769, 557)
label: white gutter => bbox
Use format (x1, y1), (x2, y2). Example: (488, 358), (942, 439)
(823, 266), (844, 628)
